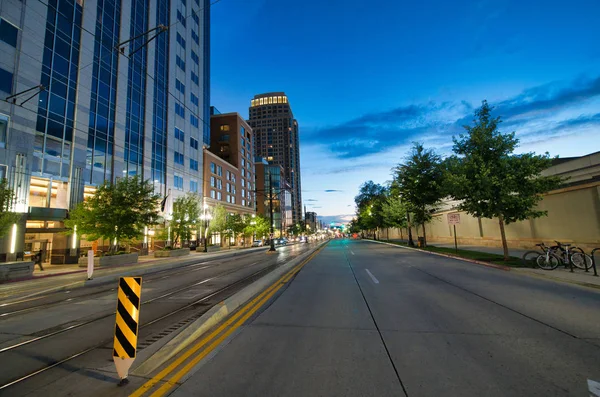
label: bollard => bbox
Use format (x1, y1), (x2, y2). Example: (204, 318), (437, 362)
(87, 250), (94, 280)
(113, 277), (143, 386)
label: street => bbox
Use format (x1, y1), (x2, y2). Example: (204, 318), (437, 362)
(158, 239), (600, 397)
(0, 243), (317, 396)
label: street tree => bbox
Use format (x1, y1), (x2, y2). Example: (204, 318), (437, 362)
(65, 176), (161, 251)
(447, 100), (563, 260)
(225, 213), (245, 246)
(208, 204), (228, 246)
(354, 181), (386, 239)
(380, 192), (407, 240)
(249, 215), (271, 240)
(170, 193), (201, 247)
(0, 179), (20, 238)
(393, 143), (444, 246)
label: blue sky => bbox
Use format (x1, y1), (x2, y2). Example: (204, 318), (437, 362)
(211, 0), (600, 224)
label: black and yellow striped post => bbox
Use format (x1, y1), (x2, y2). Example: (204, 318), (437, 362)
(113, 276), (142, 386)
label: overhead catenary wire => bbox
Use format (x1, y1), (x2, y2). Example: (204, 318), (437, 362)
(3, 0), (223, 132)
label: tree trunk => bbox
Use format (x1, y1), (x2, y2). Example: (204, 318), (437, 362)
(422, 223), (427, 247)
(400, 227), (403, 241)
(498, 215), (509, 261)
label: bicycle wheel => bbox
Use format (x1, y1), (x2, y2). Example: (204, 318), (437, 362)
(522, 251), (543, 268)
(571, 252), (593, 270)
(537, 253), (560, 270)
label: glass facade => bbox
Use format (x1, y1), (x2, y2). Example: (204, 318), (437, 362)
(151, 0), (170, 184)
(35, 0), (83, 178)
(87, 0), (121, 184)
(124, 0), (149, 176)
(202, 0), (210, 145)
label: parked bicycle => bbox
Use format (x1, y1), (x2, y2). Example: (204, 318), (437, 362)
(550, 241), (593, 271)
(522, 242), (593, 271)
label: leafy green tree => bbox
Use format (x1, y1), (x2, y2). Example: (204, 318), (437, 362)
(65, 176), (160, 251)
(225, 213), (245, 246)
(208, 204), (228, 245)
(354, 181), (386, 239)
(447, 100), (563, 260)
(251, 215), (271, 240)
(0, 179), (20, 238)
(171, 193), (201, 247)
(381, 193), (407, 240)
(393, 143), (444, 246)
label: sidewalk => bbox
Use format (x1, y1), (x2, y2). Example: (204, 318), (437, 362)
(382, 239), (600, 290)
(0, 246), (268, 298)
(28, 246), (259, 278)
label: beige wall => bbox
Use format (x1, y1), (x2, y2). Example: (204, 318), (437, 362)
(382, 183), (600, 251)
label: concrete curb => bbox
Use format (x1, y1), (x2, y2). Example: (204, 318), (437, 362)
(0, 247), (270, 300)
(512, 269), (600, 291)
(133, 240), (329, 376)
(367, 239), (512, 271)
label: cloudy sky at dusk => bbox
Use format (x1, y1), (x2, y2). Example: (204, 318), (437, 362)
(210, 0), (600, 224)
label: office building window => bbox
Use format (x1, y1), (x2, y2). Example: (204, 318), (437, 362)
(175, 127), (185, 142)
(190, 158), (198, 171)
(219, 134), (229, 142)
(210, 190), (216, 199)
(0, 114), (8, 147)
(191, 71), (199, 85)
(192, 12), (199, 26)
(217, 179), (222, 189)
(231, 196), (236, 204)
(217, 191), (222, 200)
(241, 168), (245, 177)
(226, 183), (231, 193)
(242, 199), (246, 206)
(191, 93), (199, 106)
(0, 19), (18, 47)
(191, 50), (199, 65)
(176, 10), (186, 27)
(175, 79), (185, 95)
(220, 124), (230, 131)
(190, 137), (199, 149)
(176, 32), (186, 49)
(217, 165), (222, 176)
(210, 162), (215, 173)
(191, 30), (199, 45)
(176, 55), (186, 71)
(174, 151), (184, 165)
(0, 68), (13, 94)
(175, 102), (185, 118)
(174, 174), (184, 190)
(190, 179), (198, 192)
(190, 115), (199, 128)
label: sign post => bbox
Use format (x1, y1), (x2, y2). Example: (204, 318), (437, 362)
(87, 250), (94, 280)
(113, 277), (142, 386)
(447, 213), (461, 253)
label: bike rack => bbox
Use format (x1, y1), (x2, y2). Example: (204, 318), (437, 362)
(591, 248), (599, 277)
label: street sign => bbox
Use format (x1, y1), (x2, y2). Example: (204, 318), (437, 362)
(113, 277), (142, 386)
(447, 213), (461, 225)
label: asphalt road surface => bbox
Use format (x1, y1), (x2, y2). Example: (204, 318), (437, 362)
(0, 242), (317, 396)
(168, 239), (600, 397)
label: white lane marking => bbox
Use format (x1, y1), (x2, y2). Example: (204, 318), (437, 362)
(350, 250), (355, 255)
(365, 269), (379, 284)
(589, 379), (600, 397)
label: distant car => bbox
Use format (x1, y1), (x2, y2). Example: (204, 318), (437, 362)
(279, 238), (288, 245)
(252, 240), (264, 247)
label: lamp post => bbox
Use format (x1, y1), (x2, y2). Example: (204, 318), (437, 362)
(268, 172), (276, 252)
